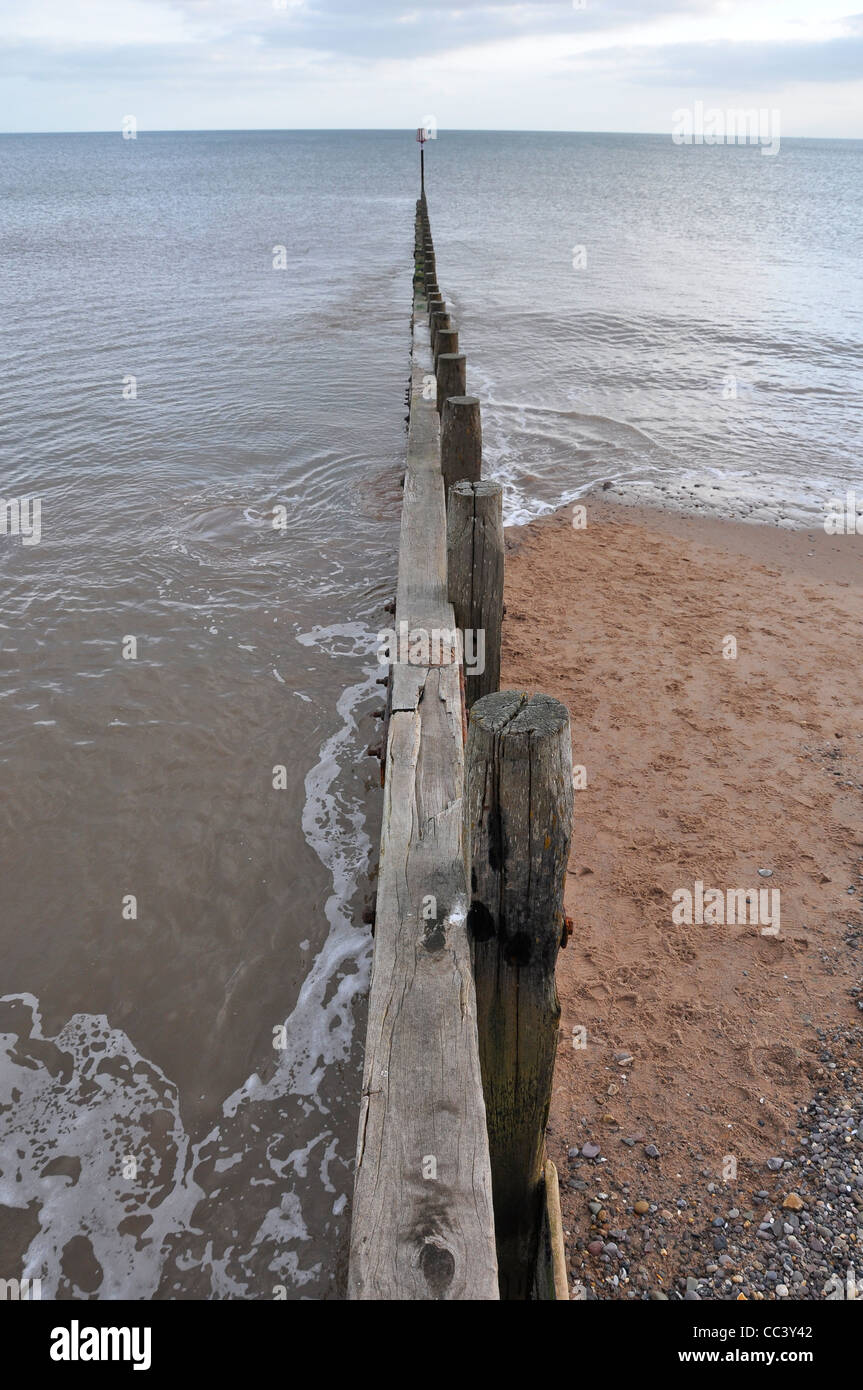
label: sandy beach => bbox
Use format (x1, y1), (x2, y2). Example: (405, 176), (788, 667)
(501, 495), (863, 1300)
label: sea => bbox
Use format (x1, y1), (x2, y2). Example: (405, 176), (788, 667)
(1, 129), (860, 1299)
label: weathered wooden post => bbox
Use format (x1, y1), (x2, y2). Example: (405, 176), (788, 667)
(436, 352), (466, 415)
(441, 396), (481, 496)
(465, 691), (574, 1299)
(446, 479), (502, 707)
(430, 309), (451, 353)
(434, 326), (459, 369)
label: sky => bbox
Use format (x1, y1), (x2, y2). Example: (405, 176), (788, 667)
(0, 0), (861, 136)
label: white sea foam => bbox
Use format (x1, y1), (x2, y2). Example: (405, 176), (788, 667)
(0, 994), (202, 1298)
(0, 622), (382, 1298)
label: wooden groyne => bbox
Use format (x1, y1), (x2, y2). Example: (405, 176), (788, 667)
(347, 188), (572, 1302)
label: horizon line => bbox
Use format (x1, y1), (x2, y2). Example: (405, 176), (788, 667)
(1, 125), (861, 141)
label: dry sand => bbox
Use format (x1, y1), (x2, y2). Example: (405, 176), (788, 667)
(500, 495), (863, 1298)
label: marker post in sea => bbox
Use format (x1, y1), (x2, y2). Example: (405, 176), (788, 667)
(416, 125), (427, 196)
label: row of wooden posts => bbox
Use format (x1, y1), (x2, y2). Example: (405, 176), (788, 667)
(347, 194), (574, 1300)
(420, 191), (575, 1297)
(420, 200), (504, 708)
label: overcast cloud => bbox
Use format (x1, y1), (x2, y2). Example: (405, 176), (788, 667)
(0, 0), (861, 135)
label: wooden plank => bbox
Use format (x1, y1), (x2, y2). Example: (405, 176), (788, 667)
(395, 319), (451, 635)
(530, 1160), (569, 1301)
(347, 279), (499, 1300)
(389, 305), (459, 714)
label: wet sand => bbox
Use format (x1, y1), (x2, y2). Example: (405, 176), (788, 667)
(500, 495), (863, 1299)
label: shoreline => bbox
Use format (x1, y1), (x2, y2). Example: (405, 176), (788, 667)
(506, 489), (863, 587)
(501, 492), (863, 1299)
(592, 475), (861, 535)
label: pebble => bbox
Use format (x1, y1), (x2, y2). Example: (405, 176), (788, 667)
(582, 1142), (601, 1159)
(565, 1046), (863, 1303)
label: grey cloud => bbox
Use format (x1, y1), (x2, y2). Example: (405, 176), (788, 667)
(1, 3), (860, 102)
(0, 0), (718, 81)
(585, 33), (863, 88)
(161, 0), (723, 62)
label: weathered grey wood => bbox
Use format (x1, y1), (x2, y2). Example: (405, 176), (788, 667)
(434, 325), (458, 370)
(465, 691), (574, 1299)
(430, 309), (451, 353)
(441, 396), (482, 496)
(394, 329), (449, 642)
(441, 394), (480, 497)
(429, 302), (446, 334)
(389, 313), (457, 710)
(349, 664), (498, 1301)
(531, 1160), (569, 1300)
(446, 479), (503, 707)
(427, 290), (443, 315)
(436, 351), (466, 415)
(349, 220), (499, 1300)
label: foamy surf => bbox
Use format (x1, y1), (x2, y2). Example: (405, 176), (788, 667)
(0, 623), (381, 1299)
